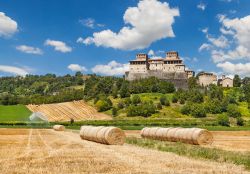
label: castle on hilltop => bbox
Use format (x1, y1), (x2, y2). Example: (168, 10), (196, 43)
(125, 51), (194, 89)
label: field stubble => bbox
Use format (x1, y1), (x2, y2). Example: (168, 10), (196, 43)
(0, 128), (249, 174)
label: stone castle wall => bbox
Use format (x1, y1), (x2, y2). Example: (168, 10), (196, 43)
(125, 70), (188, 89)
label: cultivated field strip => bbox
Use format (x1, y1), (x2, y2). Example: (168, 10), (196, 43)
(26, 100), (111, 122)
(0, 128), (249, 174)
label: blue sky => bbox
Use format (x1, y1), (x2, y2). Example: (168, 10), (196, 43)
(0, 0), (250, 77)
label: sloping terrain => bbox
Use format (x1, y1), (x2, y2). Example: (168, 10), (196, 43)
(0, 128), (248, 174)
(26, 100), (111, 122)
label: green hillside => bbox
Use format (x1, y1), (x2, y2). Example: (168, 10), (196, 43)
(0, 105), (31, 121)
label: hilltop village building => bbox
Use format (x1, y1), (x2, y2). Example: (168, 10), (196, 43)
(218, 75), (233, 87)
(125, 51), (195, 89)
(197, 72), (233, 87)
(197, 72), (217, 87)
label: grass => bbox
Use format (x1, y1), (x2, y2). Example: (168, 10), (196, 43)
(0, 105), (31, 122)
(126, 137), (250, 170)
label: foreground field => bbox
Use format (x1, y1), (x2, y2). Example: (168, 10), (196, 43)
(125, 130), (250, 152)
(27, 100), (111, 122)
(0, 128), (249, 174)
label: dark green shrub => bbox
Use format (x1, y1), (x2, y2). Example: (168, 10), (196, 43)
(157, 103), (162, 110)
(227, 104), (241, 118)
(124, 98), (132, 106)
(188, 90), (204, 103)
(95, 99), (112, 112)
(217, 115), (230, 126)
(179, 98), (185, 105)
(172, 95), (178, 103)
(180, 103), (192, 115)
(131, 95), (141, 105)
(204, 99), (223, 114)
(160, 96), (170, 106)
(117, 101), (124, 109)
(236, 117), (244, 126)
(190, 104), (206, 118)
(112, 107), (118, 116)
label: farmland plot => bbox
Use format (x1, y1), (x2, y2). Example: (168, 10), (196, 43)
(0, 128), (248, 174)
(27, 100), (111, 122)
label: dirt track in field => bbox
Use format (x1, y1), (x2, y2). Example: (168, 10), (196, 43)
(0, 129), (249, 174)
(125, 130), (250, 152)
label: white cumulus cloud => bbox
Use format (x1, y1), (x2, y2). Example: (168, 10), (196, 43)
(0, 65), (29, 76)
(217, 61), (250, 76)
(0, 12), (18, 37)
(199, 43), (212, 52)
(16, 45), (43, 55)
(78, 0), (179, 50)
(92, 61), (129, 76)
(68, 64), (87, 72)
(197, 3), (206, 11)
(45, 39), (72, 53)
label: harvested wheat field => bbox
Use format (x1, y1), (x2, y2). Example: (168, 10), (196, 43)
(126, 130), (250, 152)
(0, 128), (249, 174)
(26, 100), (111, 122)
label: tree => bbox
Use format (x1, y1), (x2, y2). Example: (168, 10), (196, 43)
(233, 74), (241, 87)
(188, 77), (198, 89)
(190, 104), (206, 118)
(95, 99), (112, 112)
(160, 96), (169, 106)
(131, 95), (141, 105)
(227, 104), (241, 118)
(217, 115), (230, 126)
(112, 107), (118, 116)
(208, 84), (223, 101)
(119, 82), (130, 98)
(172, 95), (178, 103)
(75, 71), (83, 77)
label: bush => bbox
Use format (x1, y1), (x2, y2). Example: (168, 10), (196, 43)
(227, 104), (241, 118)
(190, 104), (206, 118)
(160, 96), (170, 106)
(95, 99), (112, 112)
(236, 117), (244, 126)
(204, 99), (223, 114)
(131, 95), (141, 105)
(172, 95), (178, 103)
(124, 98), (132, 107)
(188, 90), (204, 103)
(180, 103), (192, 115)
(217, 115), (230, 126)
(117, 101), (124, 109)
(179, 98), (185, 105)
(127, 101), (156, 117)
(157, 103), (162, 110)
(112, 107), (118, 116)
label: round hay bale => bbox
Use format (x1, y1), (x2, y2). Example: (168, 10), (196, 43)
(104, 127), (126, 145)
(53, 125), (65, 131)
(184, 128), (197, 144)
(80, 126), (125, 145)
(174, 128), (185, 142)
(148, 127), (160, 139)
(141, 127), (151, 138)
(140, 127), (148, 138)
(80, 126), (93, 140)
(96, 127), (108, 144)
(180, 128), (191, 143)
(191, 128), (213, 145)
(155, 128), (164, 140)
(159, 127), (173, 141)
(168, 127), (181, 142)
